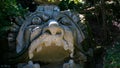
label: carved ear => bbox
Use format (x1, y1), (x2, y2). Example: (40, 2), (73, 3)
(16, 26), (31, 53)
(16, 26), (25, 53)
(16, 17), (32, 53)
(62, 10), (86, 42)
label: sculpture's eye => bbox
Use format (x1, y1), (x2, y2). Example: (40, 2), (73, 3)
(60, 17), (72, 26)
(32, 17), (42, 25)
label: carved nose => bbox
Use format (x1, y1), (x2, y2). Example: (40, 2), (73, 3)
(44, 26), (63, 36)
(43, 20), (64, 36)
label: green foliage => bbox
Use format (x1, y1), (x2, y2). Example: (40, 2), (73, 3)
(0, 0), (27, 38)
(47, 0), (84, 4)
(59, 0), (85, 10)
(104, 42), (120, 68)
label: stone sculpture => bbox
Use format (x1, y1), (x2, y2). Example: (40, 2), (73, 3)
(8, 5), (93, 68)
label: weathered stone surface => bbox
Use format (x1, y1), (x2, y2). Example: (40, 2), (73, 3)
(8, 5), (91, 68)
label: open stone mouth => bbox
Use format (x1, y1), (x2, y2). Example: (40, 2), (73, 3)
(28, 28), (74, 62)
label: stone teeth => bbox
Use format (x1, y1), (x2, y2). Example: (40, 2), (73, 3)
(70, 52), (74, 58)
(44, 40), (51, 46)
(29, 53), (34, 59)
(36, 46), (42, 52)
(69, 43), (74, 58)
(56, 41), (61, 46)
(63, 41), (69, 51)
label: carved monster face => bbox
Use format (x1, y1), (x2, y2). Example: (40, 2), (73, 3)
(8, 5), (85, 63)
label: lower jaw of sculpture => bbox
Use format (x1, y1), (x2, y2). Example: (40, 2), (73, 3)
(29, 45), (71, 63)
